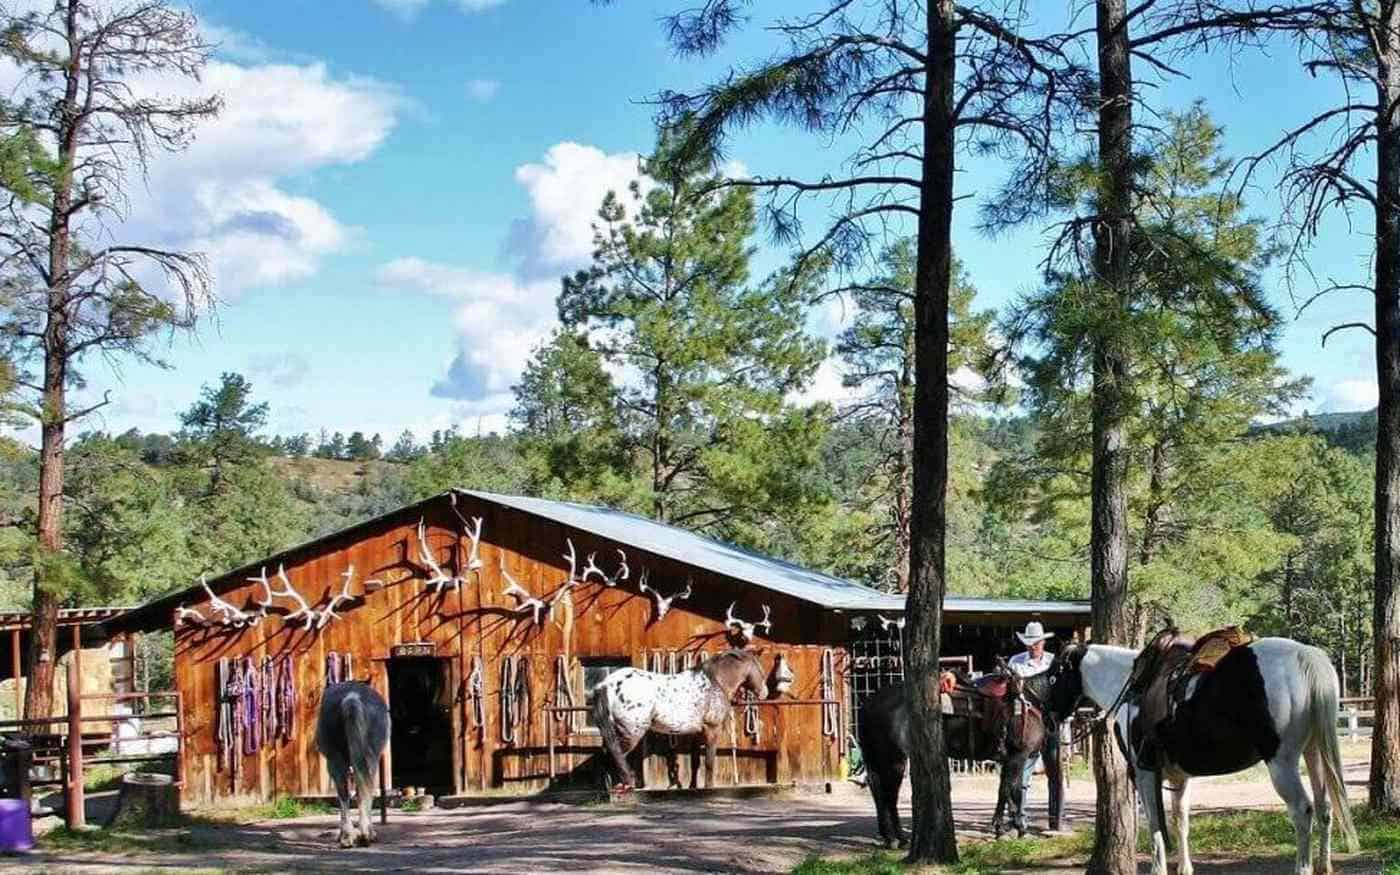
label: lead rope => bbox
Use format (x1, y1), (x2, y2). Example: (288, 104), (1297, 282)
(514, 655), (532, 742)
(277, 655), (295, 743)
(467, 656), (484, 739)
(821, 648), (838, 738)
(262, 656), (276, 744)
(216, 658), (232, 773)
(554, 655), (578, 734)
(744, 689), (761, 740)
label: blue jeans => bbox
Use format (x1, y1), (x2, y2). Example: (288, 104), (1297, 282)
(1019, 752), (1040, 822)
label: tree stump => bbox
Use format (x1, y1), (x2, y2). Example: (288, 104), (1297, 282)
(105, 772), (180, 829)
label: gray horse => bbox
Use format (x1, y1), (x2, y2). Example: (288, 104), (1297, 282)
(315, 682), (390, 848)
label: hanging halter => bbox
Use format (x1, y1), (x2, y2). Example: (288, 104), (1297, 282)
(743, 688), (761, 740)
(820, 648), (838, 738)
(500, 655), (532, 744)
(241, 655), (259, 756)
(467, 656), (485, 740)
(216, 658), (233, 774)
(277, 655), (295, 743)
(261, 656), (276, 744)
(325, 652), (341, 687)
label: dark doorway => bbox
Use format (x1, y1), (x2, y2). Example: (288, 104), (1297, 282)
(388, 657), (453, 793)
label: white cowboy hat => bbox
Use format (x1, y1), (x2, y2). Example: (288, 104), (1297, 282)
(1016, 621), (1055, 646)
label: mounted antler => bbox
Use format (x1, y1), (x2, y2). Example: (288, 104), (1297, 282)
(877, 614), (906, 633)
(252, 565), (316, 627)
(638, 570), (692, 622)
(175, 605), (207, 627)
(725, 601), (772, 644)
(313, 566), (358, 629)
(500, 555), (547, 625)
(448, 496), (485, 577)
(202, 576), (257, 628)
(580, 548), (629, 587)
(416, 517), (462, 590)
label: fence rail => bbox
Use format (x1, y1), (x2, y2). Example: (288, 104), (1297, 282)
(0, 657), (181, 826)
(1339, 697), (1374, 742)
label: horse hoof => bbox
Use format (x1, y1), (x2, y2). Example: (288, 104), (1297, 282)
(896, 838), (908, 850)
(361, 827), (378, 846)
(338, 830), (359, 849)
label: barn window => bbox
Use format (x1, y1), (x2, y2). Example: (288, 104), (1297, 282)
(581, 657), (631, 730)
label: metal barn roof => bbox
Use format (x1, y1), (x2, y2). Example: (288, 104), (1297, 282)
(458, 490), (1090, 618)
(460, 489), (905, 612)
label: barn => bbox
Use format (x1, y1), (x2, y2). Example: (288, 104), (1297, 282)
(105, 489), (1089, 806)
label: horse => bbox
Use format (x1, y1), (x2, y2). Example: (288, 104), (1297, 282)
(1042, 635), (1360, 875)
(590, 649), (777, 792)
(315, 682), (390, 848)
(858, 664), (1053, 847)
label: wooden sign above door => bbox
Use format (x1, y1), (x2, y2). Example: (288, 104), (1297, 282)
(391, 642), (435, 658)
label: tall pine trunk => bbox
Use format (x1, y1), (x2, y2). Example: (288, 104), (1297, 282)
(893, 364), (914, 593)
(903, 0), (957, 862)
(1086, 0), (1138, 869)
(25, 2), (80, 722)
(1371, 3), (1400, 811)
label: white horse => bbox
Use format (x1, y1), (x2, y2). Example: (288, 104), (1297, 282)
(1044, 638), (1358, 875)
(590, 649), (781, 792)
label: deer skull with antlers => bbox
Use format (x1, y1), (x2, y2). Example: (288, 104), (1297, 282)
(638, 570), (691, 623)
(175, 605), (208, 627)
(580, 548), (628, 587)
(725, 602), (772, 645)
(877, 614), (906, 633)
(500, 555), (548, 625)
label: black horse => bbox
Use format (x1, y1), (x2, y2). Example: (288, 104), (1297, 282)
(315, 682), (390, 848)
(857, 667), (1059, 847)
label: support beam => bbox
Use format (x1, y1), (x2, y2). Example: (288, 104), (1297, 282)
(65, 653), (84, 828)
(11, 627), (19, 718)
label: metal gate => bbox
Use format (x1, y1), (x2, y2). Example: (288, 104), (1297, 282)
(847, 620), (905, 744)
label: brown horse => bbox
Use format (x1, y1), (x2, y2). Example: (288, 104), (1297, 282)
(590, 649), (775, 792)
(858, 666), (1054, 846)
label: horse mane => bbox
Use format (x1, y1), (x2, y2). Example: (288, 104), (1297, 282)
(700, 648), (755, 676)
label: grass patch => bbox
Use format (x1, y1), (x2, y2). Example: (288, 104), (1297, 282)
(38, 821), (214, 855)
(237, 796), (335, 821)
(791, 830), (1093, 875)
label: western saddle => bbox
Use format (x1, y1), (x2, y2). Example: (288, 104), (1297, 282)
(939, 667), (1037, 760)
(1124, 624), (1255, 770)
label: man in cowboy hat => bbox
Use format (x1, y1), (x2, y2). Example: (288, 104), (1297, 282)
(1010, 620), (1055, 677)
(1008, 620), (1057, 831)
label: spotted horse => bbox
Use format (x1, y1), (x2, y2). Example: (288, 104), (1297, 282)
(589, 649), (787, 793)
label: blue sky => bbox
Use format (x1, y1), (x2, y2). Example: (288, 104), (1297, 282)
(49, 1), (1381, 445)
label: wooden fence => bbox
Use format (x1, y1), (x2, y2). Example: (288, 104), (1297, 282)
(0, 653), (181, 827)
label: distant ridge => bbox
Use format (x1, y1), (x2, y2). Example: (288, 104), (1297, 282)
(1250, 407), (1376, 452)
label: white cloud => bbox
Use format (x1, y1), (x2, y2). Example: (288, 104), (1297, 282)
(466, 78), (500, 102)
(375, 258), (557, 401)
(788, 358), (853, 408)
(1320, 377), (1378, 412)
(378, 142), (651, 417)
(250, 352), (311, 389)
(371, 0), (504, 19)
(120, 60), (403, 297)
(507, 142), (646, 278)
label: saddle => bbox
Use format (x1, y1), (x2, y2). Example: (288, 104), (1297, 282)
(939, 670), (1038, 760)
(1125, 625), (1256, 771)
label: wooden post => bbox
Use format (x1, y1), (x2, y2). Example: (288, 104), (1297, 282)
(1348, 706), (1359, 744)
(71, 622), (81, 690)
(65, 653), (85, 828)
(10, 626), (19, 719)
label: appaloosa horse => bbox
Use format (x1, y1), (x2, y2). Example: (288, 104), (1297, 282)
(315, 682), (390, 848)
(591, 649), (778, 792)
(1042, 634), (1359, 875)
(858, 664), (1053, 847)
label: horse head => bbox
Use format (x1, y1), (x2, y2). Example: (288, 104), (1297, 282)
(1042, 643), (1088, 723)
(704, 649), (772, 699)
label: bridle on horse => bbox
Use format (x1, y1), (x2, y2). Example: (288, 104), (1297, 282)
(1058, 652), (1137, 749)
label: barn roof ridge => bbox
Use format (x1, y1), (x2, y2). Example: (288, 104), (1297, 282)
(102, 489), (1090, 634)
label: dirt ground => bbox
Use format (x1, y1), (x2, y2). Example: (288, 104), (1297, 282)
(8, 746), (1385, 874)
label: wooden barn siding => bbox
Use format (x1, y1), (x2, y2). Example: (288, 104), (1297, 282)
(173, 494), (847, 805)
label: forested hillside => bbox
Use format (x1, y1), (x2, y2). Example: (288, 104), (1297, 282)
(0, 367), (1374, 693)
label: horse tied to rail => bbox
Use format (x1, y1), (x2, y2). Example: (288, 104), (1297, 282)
(590, 649), (791, 792)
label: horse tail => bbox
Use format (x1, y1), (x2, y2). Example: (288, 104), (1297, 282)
(1299, 644), (1359, 853)
(591, 680), (617, 747)
(343, 686), (386, 788)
